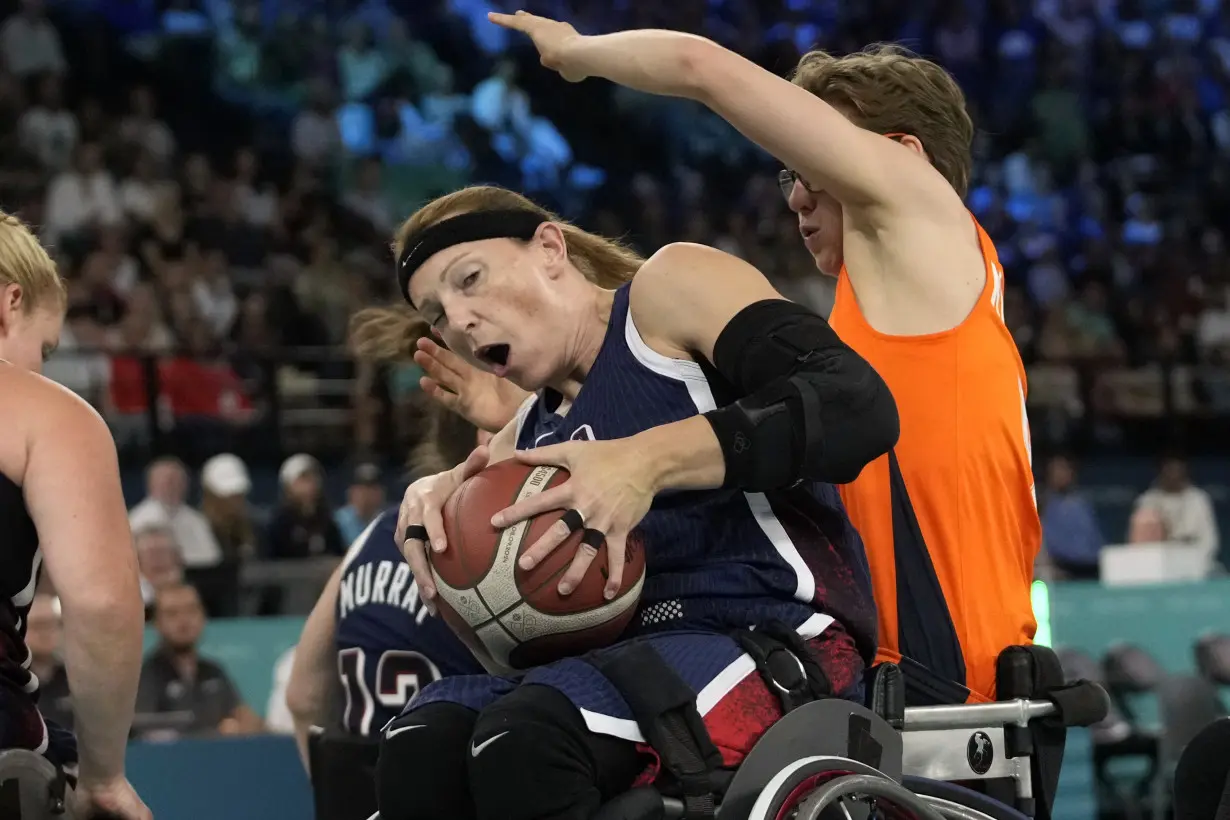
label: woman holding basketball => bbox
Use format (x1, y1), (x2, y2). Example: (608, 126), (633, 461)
(372, 185), (898, 820)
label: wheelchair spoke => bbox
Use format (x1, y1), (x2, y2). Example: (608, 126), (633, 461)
(790, 774), (949, 820)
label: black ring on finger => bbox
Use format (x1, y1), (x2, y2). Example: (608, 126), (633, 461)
(560, 508), (584, 533)
(580, 528), (605, 550)
(404, 524), (429, 543)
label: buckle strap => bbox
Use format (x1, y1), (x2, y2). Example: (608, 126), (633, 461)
(593, 642), (722, 819)
(734, 621), (831, 714)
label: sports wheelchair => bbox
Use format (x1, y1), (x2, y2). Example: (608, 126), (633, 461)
(598, 643), (1110, 820)
(306, 644), (1109, 820)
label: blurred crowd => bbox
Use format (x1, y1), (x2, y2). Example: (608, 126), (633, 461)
(3, 0), (1230, 586)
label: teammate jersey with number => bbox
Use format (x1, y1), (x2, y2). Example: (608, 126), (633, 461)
(511, 284), (877, 661)
(334, 509), (483, 735)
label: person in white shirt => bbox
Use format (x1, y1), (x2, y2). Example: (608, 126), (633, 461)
(117, 86), (176, 167)
(0, 0), (66, 79)
(264, 647), (296, 735)
(133, 524), (185, 612)
(1133, 456), (1222, 576)
(17, 73), (78, 171)
(291, 81), (342, 166)
(43, 142), (122, 246)
(128, 457), (223, 569)
(119, 152), (171, 226)
(192, 248), (239, 337)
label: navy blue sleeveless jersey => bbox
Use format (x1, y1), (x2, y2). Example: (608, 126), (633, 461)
(514, 285), (878, 663)
(0, 474), (75, 765)
(335, 508), (483, 735)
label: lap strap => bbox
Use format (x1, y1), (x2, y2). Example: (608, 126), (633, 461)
(593, 642), (723, 820)
(592, 625), (833, 819)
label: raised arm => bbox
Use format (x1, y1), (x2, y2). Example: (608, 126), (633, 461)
(287, 563), (344, 771)
(490, 13), (952, 215)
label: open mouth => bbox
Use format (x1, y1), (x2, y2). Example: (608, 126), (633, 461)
(800, 225), (819, 239)
(475, 343), (510, 368)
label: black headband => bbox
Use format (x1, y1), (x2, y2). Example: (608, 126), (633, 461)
(396, 209), (544, 306)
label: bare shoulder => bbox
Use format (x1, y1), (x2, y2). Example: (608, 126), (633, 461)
(629, 242), (784, 359)
(0, 367), (113, 486)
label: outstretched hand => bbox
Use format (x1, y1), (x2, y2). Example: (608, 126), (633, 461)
(488, 10), (589, 82)
(414, 336), (530, 434)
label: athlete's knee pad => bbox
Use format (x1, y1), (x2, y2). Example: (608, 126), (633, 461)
(468, 684), (642, 820)
(377, 703), (478, 820)
(0, 749), (68, 820)
(309, 729), (380, 820)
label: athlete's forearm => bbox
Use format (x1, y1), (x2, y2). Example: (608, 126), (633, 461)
(568, 29), (714, 99)
(636, 415), (727, 494)
(62, 595), (144, 783)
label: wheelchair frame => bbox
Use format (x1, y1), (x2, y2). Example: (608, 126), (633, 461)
(654, 697), (1073, 820)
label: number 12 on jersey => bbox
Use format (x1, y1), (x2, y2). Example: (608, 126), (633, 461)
(338, 647), (442, 735)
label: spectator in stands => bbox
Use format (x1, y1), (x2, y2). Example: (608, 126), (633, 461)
(129, 457), (224, 569)
(42, 141), (122, 247)
(291, 79), (342, 166)
(117, 85), (175, 167)
(200, 453), (256, 548)
(43, 304), (110, 406)
(338, 22), (389, 102)
(382, 16), (450, 94)
(267, 454), (344, 559)
(119, 151), (169, 225)
(0, 0), (66, 80)
(264, 647), (296, 736)
(133, 524), (185, 618)
(342, 157), (394, 235)
(334, 461), (386, 545)
(230, 146), (276, 228)
(17, 73), (76, 171)
(1134, 456), (1222, 575)
(1041, 455), (1105, 580)
(134, 584), (264, 739)
(27, 593), (72, 731)
(1128, 505), (1168, 543)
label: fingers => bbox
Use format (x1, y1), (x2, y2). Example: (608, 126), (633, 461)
(491, 484), (570, 528)
(487, 10), (533, 30)
(416, 337), (472, 385)
(423, 500), (448, 556)
(557, 535), (599, 596)
(419, 377), (461, 411)
(401, 524), (435, 601)
(602, 530), (626, 600)
(456, 445), (490, 482)
(398, 490), (441, 601)
(519, 516), (575, 571)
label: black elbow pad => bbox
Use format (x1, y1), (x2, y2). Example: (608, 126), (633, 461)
(702, 300), (899, 490)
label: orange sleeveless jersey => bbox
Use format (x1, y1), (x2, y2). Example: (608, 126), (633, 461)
(828, 217), (1040, 703)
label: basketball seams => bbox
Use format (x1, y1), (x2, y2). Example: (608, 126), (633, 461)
(472, 465), (558, 626)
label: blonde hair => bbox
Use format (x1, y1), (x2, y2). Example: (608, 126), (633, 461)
(349, 186), (644, 363)
(0, 211), (65, 313)
(791, 44), (975, 197)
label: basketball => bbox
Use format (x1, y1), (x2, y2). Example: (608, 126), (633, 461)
(430, 459), (646, 670)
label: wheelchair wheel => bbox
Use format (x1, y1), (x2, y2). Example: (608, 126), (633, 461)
(745, 760), (949, 820)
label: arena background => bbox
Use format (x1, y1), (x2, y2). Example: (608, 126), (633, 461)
(2, 0), (1229, 816)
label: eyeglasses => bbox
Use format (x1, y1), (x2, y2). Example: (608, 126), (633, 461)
(777, 132), (909, 201)
(778, 168), (820, 199)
